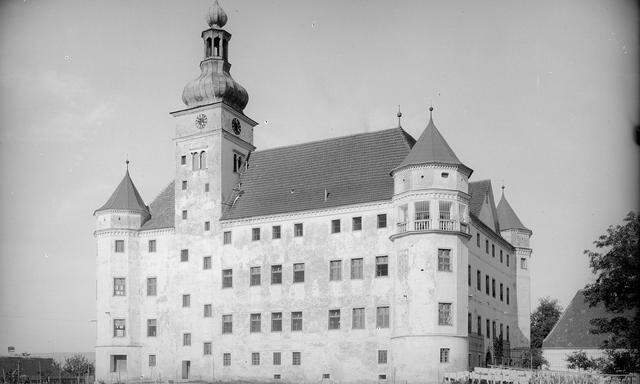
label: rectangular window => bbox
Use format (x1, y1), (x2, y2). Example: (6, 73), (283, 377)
(352, 216), (362, 231)
(438, 303), (452, 325)
(468, 313), (472, 333)
(376, 306), (390, 328)
(273, 352), (281, 365)
(271, 312), (282, 332)
(203, 342), (212, 355)
(182, 333), (191, 346)
(250, 313), (261, 333)
(250, 266), (261, 286)
(147, 319), (157, 337)
(223, 353), (231, 366)
(379, 375), (387, 380)
(293, 263), (305, 283)
(113, 278), (126, 296)
(521, 257), (527, 269)
(468, 265), (471, 286)
(486, 319), (490, 339)
(115, 240), (124, 253)
(439, 201), (452, 220)
(222, 314), (233, 334)
(181, 155), (186, 165)
(477, 270), (481, 291)
(485, 275), (490, 295)
(272, 225), (281, 239)
(182, 210), (188, 220)
(492, 244), (495, 257)
(492, 321), (496, 339)
(181, 180), (187, 190)
(113, 319), (125, 337)
(485, 240), (489, 254)
(252, 227), (260, 241)
(377, 214), (387, 228)
(506, 287), (510, 305)
(292, 352), (301, 366)
(291, 311), (303, 331)
(204, 304), (212, 317)
(477, 315), (482, 335)
(440, 348), (450, 363)
(148, 240), (156, 253)
(204, 182), (209, 192)
(492, 278), (496, 298)
(415, 201), (430, 221)
(507, 254), (510, 267)
(500, 249), (503, 263)
(437, 249), (451, 271)
(378, 350), (388, 364)
(271, 265), (282, 284)
(351, 258), (363, 279)
(329, 260), (342, 281)
(149, 355), (156, 367)
(223, 231), (231, 245)
(180, 249), (188, 262)
(376, 256), (388, 277)
(294, 223), (303, 237)
(146, 277), (157, 296)
(182, 294), (190, 307)
(476, 233), (480, 247)
(204, 221), (210, 231)
(181, 361), (190, 380)
(507, 325), (510, 341)
(352, 307), (365, 329)
(203, 256), (211, 270)
(331, 219), (341, 234)
(222, 269), (233, 288)
(251, 352), (260, 366)
(500, 283), (504, 301)
(328, 309), (341, 330)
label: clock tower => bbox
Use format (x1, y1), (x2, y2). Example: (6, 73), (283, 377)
(170, 0), (258, 231)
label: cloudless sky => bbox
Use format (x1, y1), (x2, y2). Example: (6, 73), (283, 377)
(0, 0), (637, 354)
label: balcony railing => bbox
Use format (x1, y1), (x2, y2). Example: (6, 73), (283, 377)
(395, 220), (470, 235)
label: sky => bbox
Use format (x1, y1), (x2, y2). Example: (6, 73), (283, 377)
(0, 0), (637, 354)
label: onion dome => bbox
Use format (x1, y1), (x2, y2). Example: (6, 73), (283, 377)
(207, 0), (228, 28)
(181, 61), (249, 111)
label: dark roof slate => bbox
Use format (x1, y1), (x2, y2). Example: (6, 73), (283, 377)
(141, 182), (175, 230)
(95, 170), (150, 216)
(396, 116), (468, 173)
(543, 290), (615, 349)
(222, 128), (415, 220)
(497, 194), (530, 231)
(469, 180), (491, 217)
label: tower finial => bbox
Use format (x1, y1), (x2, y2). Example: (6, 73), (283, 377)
(428, 106), (434, 122)
(397, 105), (402, 128)
(501, 183), (506, 196)
(125, 156), (130, 171)
(207, 0), (228, 28)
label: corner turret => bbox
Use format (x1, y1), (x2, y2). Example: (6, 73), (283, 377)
(95, 163), (150, 230)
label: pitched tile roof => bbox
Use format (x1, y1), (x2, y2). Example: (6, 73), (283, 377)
(222, 128), (415, 220)
(468, 180), (501, 231)
(395, 115), (471, 176)
(497, 193), (530, 232)
(543, 290), (616, 349)
(141, 182), (175, 230)
(95, 170), (150, 217)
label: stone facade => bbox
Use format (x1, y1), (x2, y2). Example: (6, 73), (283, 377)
(94, 2), (532, 383)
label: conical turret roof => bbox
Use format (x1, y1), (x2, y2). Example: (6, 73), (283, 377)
(496, 193), (529, 232)
(395, 109), (472, 175)
(95, 169), (150, 216)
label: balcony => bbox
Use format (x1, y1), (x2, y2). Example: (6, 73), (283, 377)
(414, 219), (431, 231)
(393, 219), (470, 237)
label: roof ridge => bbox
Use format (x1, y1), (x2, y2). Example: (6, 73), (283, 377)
(253, 127), (408, 155)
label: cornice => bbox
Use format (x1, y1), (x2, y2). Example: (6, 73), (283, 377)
(392, 189), (471, 203)
(169, 102), (258, 127)
(139, 228), (175, 236)
(221, 200), (392, 226)
(222, 129), (256, 152)
(389, 229), (472, 242)
(391, 162), (473, 178)
(94, 229), (140, 238)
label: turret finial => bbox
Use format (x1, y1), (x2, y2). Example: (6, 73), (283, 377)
(125, 157), (130, 171)
(397, 105), (402, 128)
(501, 184), (506, 196)
(207, 0), (228, 28)
(428, 106), (434, 122)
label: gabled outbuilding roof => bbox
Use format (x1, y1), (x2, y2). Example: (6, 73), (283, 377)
(542, 290), (614, 349)
(497, 193), (530, 232)
(222, 128), (415, 220)
(95, 170), (150, 217)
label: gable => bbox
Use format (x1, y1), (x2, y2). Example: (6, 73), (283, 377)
(469, 180), (500, 232)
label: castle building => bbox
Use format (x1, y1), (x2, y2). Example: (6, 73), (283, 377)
(94, 2), (533, 383)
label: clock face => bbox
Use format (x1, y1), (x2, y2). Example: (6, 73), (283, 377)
(195, 114), (208, 130)
(232, 118), (241, 135)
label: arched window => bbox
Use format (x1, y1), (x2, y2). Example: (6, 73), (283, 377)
(200, 151), (207, 170)
(213, 37), (220, 57)
(205, 37), (212, 57)
(222, 39), (228, 60)
(192, 153), (199, 171)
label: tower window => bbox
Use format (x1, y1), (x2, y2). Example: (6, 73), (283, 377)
(438, 303), (452, 325)
(204, 221), (210, 231)
(182, 180), (187, 190)
(114, 240), (124, 253)
(205, 37), (212, 57)
(200, 151), (207, 169)
(192, 153), (199, 171)
(378, 350), (388, 364)
(214, 37), (220, 56)
(181, 155), (187, 165)
(437, 249), (451, 272)
(506, 287), (510, 305)
(440, 348), (450, 363)
(233, 153), (245, 173)
(148, 239), (156, 253)
(222, 39), (228, 60)
(182, 210), (188, 220)
(521, 257), (528, 269)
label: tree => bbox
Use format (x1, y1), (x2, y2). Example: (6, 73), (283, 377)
(529, 296), (563, 368)
(583, 211), (640, 373)
(62, 354), (94, 376)
(566, 350), (604, 371)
